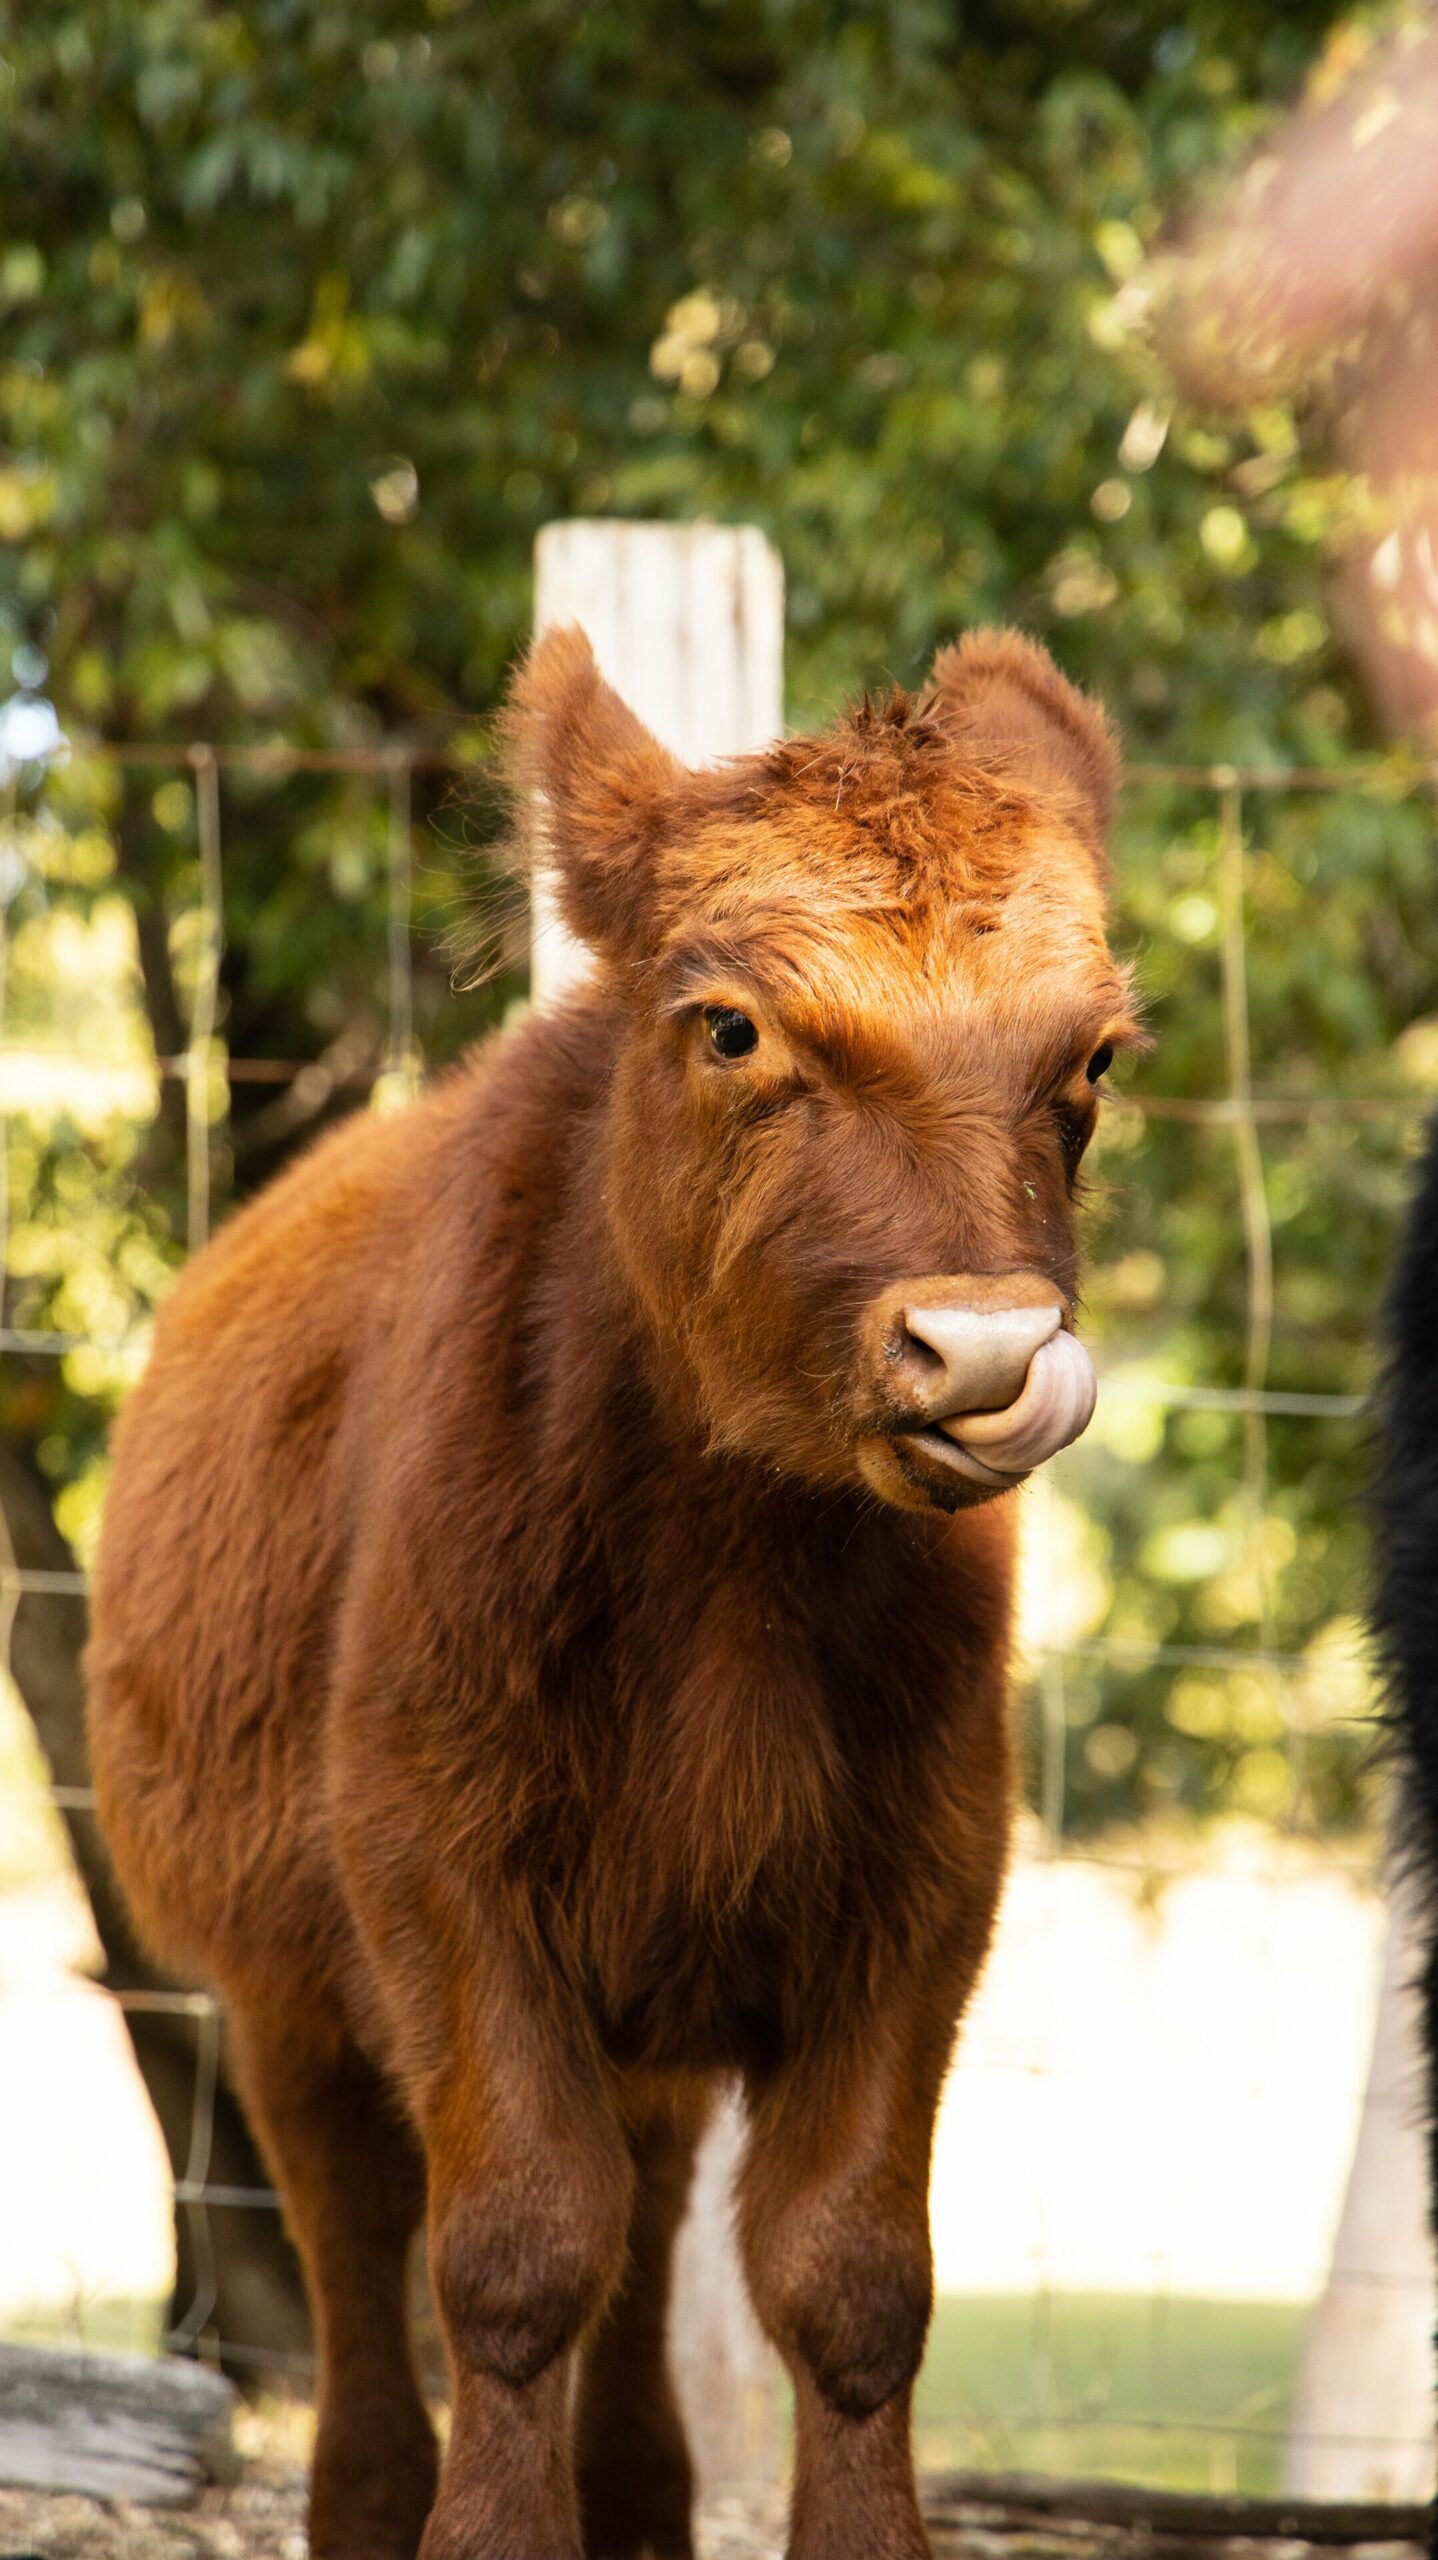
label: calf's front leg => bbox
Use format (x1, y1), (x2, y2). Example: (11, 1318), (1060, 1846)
(404, 1962), (635, 2560)
(337, 1695), (636, 2560)
(738, 2002), (965, 2560)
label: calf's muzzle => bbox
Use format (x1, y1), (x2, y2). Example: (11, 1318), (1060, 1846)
(862, 1272), (1098, 1492)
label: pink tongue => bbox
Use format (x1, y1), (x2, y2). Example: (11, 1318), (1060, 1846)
(939, 1330), (1097, 1474)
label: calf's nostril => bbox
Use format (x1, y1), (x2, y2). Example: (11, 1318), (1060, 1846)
(887, 1324), (944, 1376)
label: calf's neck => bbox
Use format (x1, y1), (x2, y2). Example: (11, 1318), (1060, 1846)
(87, 626), (1138, 2560)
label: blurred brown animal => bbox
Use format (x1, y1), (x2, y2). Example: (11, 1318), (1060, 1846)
(86, 625), (1137, 2560)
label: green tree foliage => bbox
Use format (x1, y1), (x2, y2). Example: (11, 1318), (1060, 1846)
(1, 0), (1429, 1843)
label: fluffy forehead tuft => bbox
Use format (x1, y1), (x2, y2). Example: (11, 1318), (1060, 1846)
(650, 688), (1107, 953)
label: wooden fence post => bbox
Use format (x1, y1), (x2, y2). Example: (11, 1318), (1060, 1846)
(531, 519), (786, 2496)
(531, 519), (784, 1007)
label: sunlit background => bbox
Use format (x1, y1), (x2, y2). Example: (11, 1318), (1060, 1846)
(6, 0), (1438, 2507)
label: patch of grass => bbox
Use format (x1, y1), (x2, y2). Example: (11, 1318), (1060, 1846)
(3, 2294), (165, 2357)
(3, 2285), (1305, 2499)
(916, 2293), (1307, 2494)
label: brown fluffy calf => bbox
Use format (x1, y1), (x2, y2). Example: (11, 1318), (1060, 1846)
(87, 626), (1137, 2560)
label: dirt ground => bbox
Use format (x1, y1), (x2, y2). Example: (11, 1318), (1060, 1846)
(3, 2472), (1426, 2560)
(0, 2473), (788, 2560)
(0, 2464), (307, 2560)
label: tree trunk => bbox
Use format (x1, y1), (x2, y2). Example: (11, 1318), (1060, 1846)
(0, 1419), (311, 2382)
(2, 775), (323, 2378)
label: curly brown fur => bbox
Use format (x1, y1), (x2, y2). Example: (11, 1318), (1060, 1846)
(88, 625), (1135, 2560)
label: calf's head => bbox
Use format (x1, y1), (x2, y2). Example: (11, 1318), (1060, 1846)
(512, 625), (1139, 1514)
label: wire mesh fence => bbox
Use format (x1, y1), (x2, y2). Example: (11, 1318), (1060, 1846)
(0, 734), (1435, 2493)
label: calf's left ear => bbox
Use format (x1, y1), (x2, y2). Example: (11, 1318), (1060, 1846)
(922, 629), (1118, 857)
(506, 624), (684, 964)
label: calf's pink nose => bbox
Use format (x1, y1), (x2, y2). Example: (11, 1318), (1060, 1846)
(861, 1273), (1098, 1487)
(902, 1298), (1062, 1419)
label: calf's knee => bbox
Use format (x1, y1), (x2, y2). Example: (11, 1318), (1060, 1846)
(754, 2213), (933, 2421)
(432, 2168), (629, 2390)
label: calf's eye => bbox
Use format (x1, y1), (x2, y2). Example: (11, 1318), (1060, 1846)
(1086, 1041), (1114, 1085)
(705, 1006), (758, 1063)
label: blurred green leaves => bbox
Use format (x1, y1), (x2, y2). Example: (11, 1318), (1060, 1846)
(1, 0), (1426, 1839)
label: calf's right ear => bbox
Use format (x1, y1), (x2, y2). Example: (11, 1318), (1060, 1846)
(505, 625), (683, 964)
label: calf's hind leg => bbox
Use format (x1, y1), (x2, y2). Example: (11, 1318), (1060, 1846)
(228, 2007), (437, 2560)
(575, 2100), (705, 2559)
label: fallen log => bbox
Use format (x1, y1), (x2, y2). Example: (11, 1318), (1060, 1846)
(0, 2343), (236, 2507)
(923, 2471), (1430, 2549)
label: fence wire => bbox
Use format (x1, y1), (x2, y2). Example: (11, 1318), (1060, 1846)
(0, 739), (1432, 2490)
